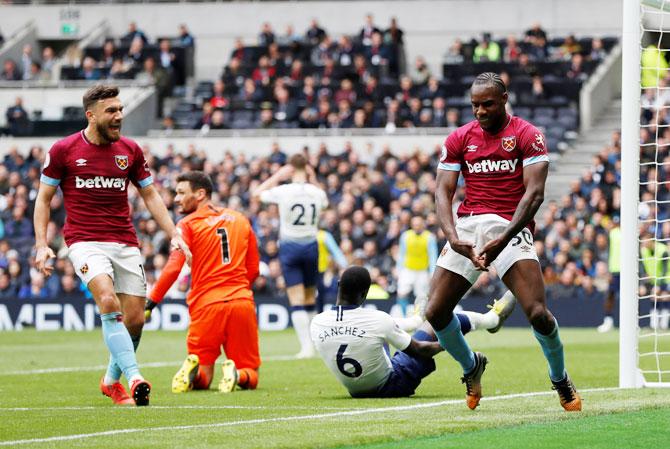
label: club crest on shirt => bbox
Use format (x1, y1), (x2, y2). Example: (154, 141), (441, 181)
(501, 136), (516, 152)
(80, 264), (89, 275)
(532, 133), (545, 151)
(114, 155), (129, 170)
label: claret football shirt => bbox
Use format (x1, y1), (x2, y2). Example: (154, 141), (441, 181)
(40, 131), (153, 247)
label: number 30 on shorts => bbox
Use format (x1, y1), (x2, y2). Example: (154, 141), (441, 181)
(510, 229), (533, 247)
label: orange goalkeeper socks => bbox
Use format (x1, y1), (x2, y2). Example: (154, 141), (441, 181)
(237, 368), (258, 390)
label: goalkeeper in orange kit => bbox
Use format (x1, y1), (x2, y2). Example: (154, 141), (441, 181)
(146, 171), (261, 393)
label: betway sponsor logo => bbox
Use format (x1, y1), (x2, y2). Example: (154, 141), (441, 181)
(75, 176), (127, 190)
(465, 159), (518, 174)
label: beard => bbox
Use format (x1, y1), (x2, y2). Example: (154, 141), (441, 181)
(96, 121), (122, 143)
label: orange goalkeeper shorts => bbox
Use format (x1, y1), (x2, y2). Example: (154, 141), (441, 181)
(187, 299), (261, 369)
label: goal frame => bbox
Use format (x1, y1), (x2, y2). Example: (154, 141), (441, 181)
(620, 0), (642, 388)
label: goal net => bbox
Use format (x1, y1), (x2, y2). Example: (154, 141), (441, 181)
(621, 0), (670, 387)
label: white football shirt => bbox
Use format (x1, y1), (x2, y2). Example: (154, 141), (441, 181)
(310, 305), (412, 396)
(260, 182), (328, 241)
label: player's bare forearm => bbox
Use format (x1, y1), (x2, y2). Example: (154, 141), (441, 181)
(33, 183), (57, 247)
(435, 170), (460, 243)
(139, 185), (177, 238)
(501, 162), (548, 243)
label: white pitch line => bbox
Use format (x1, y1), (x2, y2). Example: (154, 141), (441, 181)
(0, 387), (619, 447)
(0, 355), (297, 376)
(0, 405), (364, 412)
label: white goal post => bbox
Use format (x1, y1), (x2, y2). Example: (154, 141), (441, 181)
(621, 0), (670, 388)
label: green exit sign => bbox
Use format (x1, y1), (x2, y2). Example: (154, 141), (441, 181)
(61, 23), (79, 36)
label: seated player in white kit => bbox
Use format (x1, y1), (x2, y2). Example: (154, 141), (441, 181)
(310, 266), (516, 398)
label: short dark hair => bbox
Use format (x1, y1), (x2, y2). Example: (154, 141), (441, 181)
(339, 266), (371, 301)
(176, 171), (213, 198)
(289, 153), (307, 170)
(82, 85), (119, 111)
(472, 72), (507, 95)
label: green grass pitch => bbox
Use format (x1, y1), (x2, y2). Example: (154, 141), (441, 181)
(1, 328), (669, 448)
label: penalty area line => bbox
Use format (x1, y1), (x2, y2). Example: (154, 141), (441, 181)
(0, 387), (619, 446)
(0, 355), (297, 376)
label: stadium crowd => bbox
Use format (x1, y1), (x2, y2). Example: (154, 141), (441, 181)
(0, 130), (623, 304)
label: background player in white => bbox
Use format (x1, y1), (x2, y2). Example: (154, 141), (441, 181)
(33, 84), (190, 406)
(253, 154), (328, 358)
(395, 215), (438, 317)
(311, 266), (516, 398)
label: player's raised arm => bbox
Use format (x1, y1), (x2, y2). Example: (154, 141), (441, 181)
(138, 184), (192, 265)
(478, 161), (548, 267)
(33, 181), (57, 277)
(251, 164), (293, 200)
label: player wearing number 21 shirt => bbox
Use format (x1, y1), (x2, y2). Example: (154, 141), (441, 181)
(146, 171), (261, 393)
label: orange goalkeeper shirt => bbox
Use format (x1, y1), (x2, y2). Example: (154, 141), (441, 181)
(149, 203), (260, 310)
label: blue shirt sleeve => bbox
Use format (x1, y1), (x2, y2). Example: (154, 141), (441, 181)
(397, 232), (407, 271)
(324, 232), (347, 269)
(428, 234), (438, 275)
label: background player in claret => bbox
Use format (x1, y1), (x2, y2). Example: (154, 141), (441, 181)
(310, 266), (516, 398)
(33, 84), (190, 406)
(146, 171), (261, 393)
(425, 72), (581, 412)
(252, 154), (328, 358)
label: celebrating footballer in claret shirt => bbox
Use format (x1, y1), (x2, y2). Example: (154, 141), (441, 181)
(425, 73), (581, 412)
(34, 84), (191, 406)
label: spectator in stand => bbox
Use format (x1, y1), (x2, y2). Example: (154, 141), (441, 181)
(252, 55), (276, 83)
(473, 32), (501, 63)
(334, 36), (355, 67)
(20, 44), (34, 80)
(0, 271), (16, 299)
(556, 34), (582, 61)
(311, 35), (334, 67)
(503, 35), (522, 62)
(258, 22), (275, 46)
(78, 56), (102, 80)
(420, 77), (445, 102)
(306, 19), (327, 44)
(528, 35), (549, 61)
(158, 39), (177, 80)
(444, 39), (465, 64)
(59, 273), (83, 300)
(360, 13), (381, 47)
(208, 109), (227, 130)
(136, 57), (170, 115)
(178, 24), (195, 48)
(278, 24), (300, 45)
(5, 97), (31, 136)
(273, 86), (299, 126)
(1, 59), (20, 80)
(567, 53), (587, 81)
(590, 37), (607, 62)
(98, 40), (117, 70)
(124, 37), (145, 71)
(525, 22), (548, 43)
(366, 32), (392, 74)
(210, 80), (229, 109)
(41, 46), (56, 77)
(411, 56), (432, 85)
(122, 21), (148, 45)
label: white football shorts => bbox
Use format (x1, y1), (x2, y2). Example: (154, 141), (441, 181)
(396, 268), (430, 299)
(435, 213), (539, 284)
(67, 241), (147, 297)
